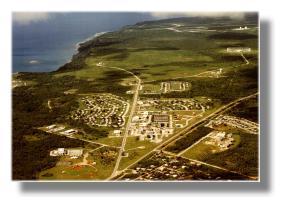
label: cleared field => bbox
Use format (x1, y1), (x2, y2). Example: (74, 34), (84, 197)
(77, 24), (258, 83)
(170, 82), (182, 90)
(40, 165), (98, 180)
(165, 126), (213, 154)
(142, 83), (161, 93)
(95, 137), (123, 147)
(182, 132), (241, 160)
(118, 136), (158, 171)
(87, 146), (119, 179)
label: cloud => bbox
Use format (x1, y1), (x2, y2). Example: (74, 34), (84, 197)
(150, 12), (246, 20)
(13, 12), (51, 25)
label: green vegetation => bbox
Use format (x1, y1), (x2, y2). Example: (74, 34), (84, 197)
(142, 83), (161, 93)
(88, 147), (119, 179)
(95, 137), (122, 147)
(131, 152), (249, 180)
(227, 96), (258, 122)
(118, 136), (157, 170)
(40, 165), (98, 180)
(165, 126), (213, 154)
(202, 131), (258, 177)
(182, 133), (241, 160)
(13, 130), (87, 180)
(39, 146), (118, 180)
(13, 14), (258, 180)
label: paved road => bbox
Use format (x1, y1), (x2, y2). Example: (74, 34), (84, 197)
(159, 150), (256, 180)
(180, 155), (257, 180)
(60, 134), (121, 149)
(111, 92), (258, 180)
(47, 100), (52, 111)
(240, 52), (249, 64)
(101, 66), (142, 179)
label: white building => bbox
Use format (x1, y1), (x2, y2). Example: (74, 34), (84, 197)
(227, 47), (251, 53)
(113, 129), (121, 137)
(50, 148), (65, 156)
(66, 149), (83, 157)
(233, 26), (249, 30)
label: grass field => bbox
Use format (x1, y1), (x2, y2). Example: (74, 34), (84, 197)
(95, 137), (123, 148)
(143, 83), (161, 92)
(165, 126), (213, 154)
(118, 136), (158, 171)
(182, 132), (241, 160)
(40, 165), (98, 180)
(57, 21), (258, 83)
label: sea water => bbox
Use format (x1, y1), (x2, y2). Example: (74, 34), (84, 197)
(12, 12), (155, 73)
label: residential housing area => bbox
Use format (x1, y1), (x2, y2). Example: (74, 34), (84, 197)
(71, 94), (129, 127)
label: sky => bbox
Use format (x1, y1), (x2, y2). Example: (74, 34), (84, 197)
(13, 12), (246, 25)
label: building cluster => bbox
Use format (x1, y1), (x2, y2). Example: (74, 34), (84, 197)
(127, 98), (213, 142)
(141, 81), (190, 94)
(233, 26), (249, 31)
(206, 68), (224, 78)
(50, 148), (83, 158)
(204, 131), (234, 151)
(129, 112), (174, 143)
(138, 98), (211, 112)
(70, 94), (129, 128)
(44, 124), (78, 138)
(206, 115), (259, 134)
(161, 81), (190, 93)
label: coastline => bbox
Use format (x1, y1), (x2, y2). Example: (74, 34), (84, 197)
(13, 31), (109, 74)
(59, 31), (109, 70)
(75, 31), (108, 51)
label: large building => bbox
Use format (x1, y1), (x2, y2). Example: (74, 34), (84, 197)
(50, 148), (83, 158)
(152, 114), (169, 123)
(227, 47), (251, 53)
(66, 149), (83, 157)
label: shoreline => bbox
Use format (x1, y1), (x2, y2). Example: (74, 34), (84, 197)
(74, 31), (108, 52)
(60, 31), (109, 69)
(13, 31), (109, 74)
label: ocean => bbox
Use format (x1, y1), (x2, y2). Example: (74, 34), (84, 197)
(12, 12), (156, 73)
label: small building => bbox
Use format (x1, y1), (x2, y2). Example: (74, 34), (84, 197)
(215, 131), (226, 140)
(138, 135), (145, 141)
(132, 116), (140, 122)
(113, 129), (121, 137)
(139, 122), (148, 127)
(46, 124), (56, 129)
(126, 90), (134, 94)
(62, 129), (78, 135)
